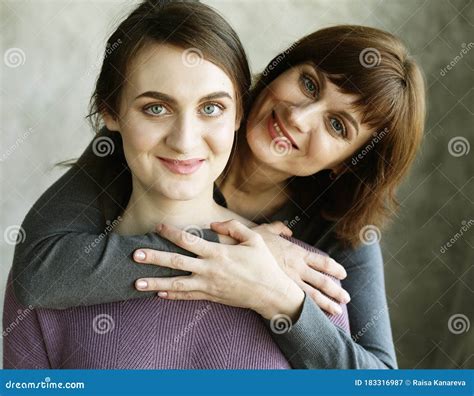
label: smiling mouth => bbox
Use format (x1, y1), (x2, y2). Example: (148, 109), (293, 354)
(271, 110), (299, 150)
(157, 157), (205, 175)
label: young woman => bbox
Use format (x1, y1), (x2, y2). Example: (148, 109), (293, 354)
(3, 0), (290, 369)
(8, 1), (425, 368)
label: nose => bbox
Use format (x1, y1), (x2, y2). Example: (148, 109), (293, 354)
(286, 103), (318, 134)
(164, 113), (198, 154)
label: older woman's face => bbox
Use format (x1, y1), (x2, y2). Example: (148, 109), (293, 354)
(104, 44), (238, 201)
(246, 63), (375, 177)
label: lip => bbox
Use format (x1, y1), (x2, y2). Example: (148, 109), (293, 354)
(157, 157), (205, 175)
(270, 110), (299, 150)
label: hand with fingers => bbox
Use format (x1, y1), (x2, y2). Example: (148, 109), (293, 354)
(133, 220), (305, 321)
(251, 221), (351, 316)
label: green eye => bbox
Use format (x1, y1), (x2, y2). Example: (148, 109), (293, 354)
(201, 103), (223, 117)
(204, 104), (215, 114)
(330, 117), (345, 135)
(145, 104), (166, 115)
(301, 74), (318, 97)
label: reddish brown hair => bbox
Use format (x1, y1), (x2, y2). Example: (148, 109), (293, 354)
(242, 25), (426, 247)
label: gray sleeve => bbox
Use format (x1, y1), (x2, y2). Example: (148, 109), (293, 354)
(263, 241), (397, 369)
(12, 163), (219, 310)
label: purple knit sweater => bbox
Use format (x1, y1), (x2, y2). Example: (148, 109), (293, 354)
(3, 275), (290, 369)
(3, 239), (349, 369)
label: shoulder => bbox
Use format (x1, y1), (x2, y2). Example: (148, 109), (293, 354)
(316, 222), (384, 271)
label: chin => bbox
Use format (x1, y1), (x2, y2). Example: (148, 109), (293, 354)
(159, 181), (204, 201)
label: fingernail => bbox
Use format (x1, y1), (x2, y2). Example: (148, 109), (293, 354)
(156, 224), (163, 232)
(136, 280), (148, 290)
(158, 291), (168, 298)
(134, 250), (146, 261)
(335, 305), (342, 315)
(344, 292), (351, 303)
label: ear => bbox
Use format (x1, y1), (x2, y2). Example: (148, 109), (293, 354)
(101, 110), (120, 133)
(235, 115), (244, 134)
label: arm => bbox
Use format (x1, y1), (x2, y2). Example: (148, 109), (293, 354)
(262, 241), (397, 369)
(12, 128), (219, 310)
(3, 274), (51, 368)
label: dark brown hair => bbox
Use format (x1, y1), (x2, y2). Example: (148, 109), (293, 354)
(74, 0), (251, 221)
(239, 25), (426, 248)
(88, 0), (250, 128)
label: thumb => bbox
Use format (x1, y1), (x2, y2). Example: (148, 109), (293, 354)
(210, 220), (258, 245)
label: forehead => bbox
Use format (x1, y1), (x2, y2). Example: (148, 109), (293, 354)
(124, 43), (235, 100)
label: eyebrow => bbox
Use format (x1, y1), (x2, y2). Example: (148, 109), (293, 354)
(134, 91), (233, 103)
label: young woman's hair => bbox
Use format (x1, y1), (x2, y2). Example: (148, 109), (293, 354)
(243, 25), (426, 248)
(75, 0), (251, 221)
(88, 0), (250, 128)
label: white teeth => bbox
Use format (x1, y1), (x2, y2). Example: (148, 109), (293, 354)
(273, 122), (285, 138)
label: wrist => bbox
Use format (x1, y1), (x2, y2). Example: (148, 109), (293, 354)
(259, 278), (305, 321)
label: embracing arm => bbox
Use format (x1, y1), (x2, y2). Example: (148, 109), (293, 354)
(263, 241), (397, 369)
(12, 130), (219, 310)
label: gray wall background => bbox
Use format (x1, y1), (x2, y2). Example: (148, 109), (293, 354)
(1, 0), (473, 368)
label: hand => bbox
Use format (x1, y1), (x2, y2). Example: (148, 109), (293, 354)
(251, 222), (351, 315)
(133, 220), (305, 321)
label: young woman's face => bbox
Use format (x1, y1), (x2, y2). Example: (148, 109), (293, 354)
(246, 63), (374, 177)
(104, 44), (238, 200)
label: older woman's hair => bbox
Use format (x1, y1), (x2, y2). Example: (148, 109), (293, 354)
(245, 25), (426, 248)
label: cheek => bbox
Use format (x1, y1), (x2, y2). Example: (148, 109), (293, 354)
(121, 115), (161, 154)
(206, 116), (237, 156)
(305, 133), (349, 169)
(268, 72), (301, 102)
(306, 133), (336, 163)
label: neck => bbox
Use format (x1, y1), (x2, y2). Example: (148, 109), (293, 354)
(116, 180), (221, 235)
